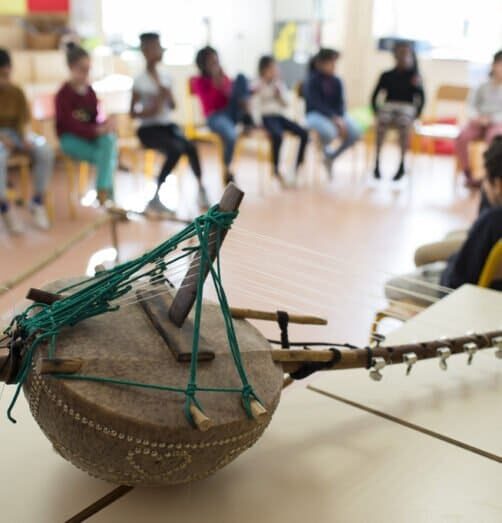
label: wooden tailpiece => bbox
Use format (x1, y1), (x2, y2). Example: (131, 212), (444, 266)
(138, 289), (215, 362)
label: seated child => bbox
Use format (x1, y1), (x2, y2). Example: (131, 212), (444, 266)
(0, 48), (53, 233)
(131, 33), (208, 215)
(193, 46), (254, 183)
(254, 55), (308, 186)
(55, 43), (116, 204)
(304, 48), (361, 177)
(371, 42), (425, 181)
(386, 136), (502, 306)
(456, 50), (502, 188)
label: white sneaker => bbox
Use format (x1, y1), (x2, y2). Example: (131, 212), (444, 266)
(1, 208), (24, 235)
(31, 203), (50, 231)
(144, 195), (176, 220)
(197, 186), (210, 211)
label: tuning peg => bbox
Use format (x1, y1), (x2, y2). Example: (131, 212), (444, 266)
(463, 342), (478, 365)
(369, 357), (386, 381)
(437, 347), (451, 371)
(403, 352), (417, 375)
(493, 336), (502, 359)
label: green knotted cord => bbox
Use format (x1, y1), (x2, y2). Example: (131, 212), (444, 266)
(4, 205), (261, 426)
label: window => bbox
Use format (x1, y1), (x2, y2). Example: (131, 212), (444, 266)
(101, 0), (208, 65)
(373, 0), (502, 62)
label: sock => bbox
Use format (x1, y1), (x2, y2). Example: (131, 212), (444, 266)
(0, 201), (8, 214)
(241, 113), (254, 127)
(32, 194), (43, 206)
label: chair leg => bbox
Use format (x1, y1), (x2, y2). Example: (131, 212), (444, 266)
(45, 190), (56, 222)
(144, 149), (156, 180)
(20, 163), (30, 205)
(64, 157), (77, 219)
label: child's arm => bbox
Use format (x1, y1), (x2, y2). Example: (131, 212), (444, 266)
(274, 82), (289, 107)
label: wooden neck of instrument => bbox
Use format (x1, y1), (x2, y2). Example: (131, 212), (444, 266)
(168, 183), (244, 328)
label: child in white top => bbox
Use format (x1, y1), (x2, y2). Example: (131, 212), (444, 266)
(254, 55), (308, 184)
(130, 33), (208, 214)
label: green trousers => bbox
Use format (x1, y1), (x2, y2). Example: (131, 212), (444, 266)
(60, 133), (117, 191)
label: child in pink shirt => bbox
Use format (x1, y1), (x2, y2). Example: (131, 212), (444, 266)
(192, 46), (253, 183)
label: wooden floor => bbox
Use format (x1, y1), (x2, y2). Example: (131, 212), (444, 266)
(1, 142), (498, 523)
(0, 142), (479, 344)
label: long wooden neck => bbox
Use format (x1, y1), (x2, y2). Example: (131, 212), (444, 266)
(273, 330), (502, 374)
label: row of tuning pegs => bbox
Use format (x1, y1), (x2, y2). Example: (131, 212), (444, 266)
(369, 335), (502, 381)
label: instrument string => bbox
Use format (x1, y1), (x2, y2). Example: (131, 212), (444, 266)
(109, 239), (446, 311)
(229, 228), (454, 295)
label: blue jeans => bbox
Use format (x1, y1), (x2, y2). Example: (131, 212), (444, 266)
(207, 73), (251, 166)
(0, 129), (54, 202)
(306, 112), (361, 160)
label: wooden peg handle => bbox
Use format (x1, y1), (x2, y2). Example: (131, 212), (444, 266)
(230, 307), (327, 325)
(189, 404), (213, 432)
(248, 399), (268, 422)
(36, 358), (83, 375)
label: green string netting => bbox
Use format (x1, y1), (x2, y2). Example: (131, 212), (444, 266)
(4, 205), (261, 425)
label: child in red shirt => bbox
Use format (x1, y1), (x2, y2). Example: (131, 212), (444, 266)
(193, 46), (253, 183)
(55, 44), (117, 204)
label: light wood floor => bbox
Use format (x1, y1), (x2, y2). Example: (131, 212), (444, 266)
(0, 142), (480, 345)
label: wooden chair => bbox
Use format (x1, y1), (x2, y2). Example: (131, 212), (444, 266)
(371, 238), (502, 339)
(6, 153), (55, 222)
(293, 81), (361, 184)
(411, 84), (470, 184)
(185, 78), (226, 184)
(62, 156), (92, 219)
(115, 113), (157, 180)
(185, 77), (276, 191)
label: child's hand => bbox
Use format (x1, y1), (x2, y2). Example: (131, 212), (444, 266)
(478, 115), (491, 126)
(105, 115), (117, 133)
(333, 116), (347, 139)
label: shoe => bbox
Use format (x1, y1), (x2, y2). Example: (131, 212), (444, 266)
(275, 173), (288, 189)
(31, 203), (50, 231)
(392, 165), (405, 181)
(373, 166), (381, 179)
(144, 195), (176, 219)
(97, 189), (114, 206)
(224, 172), (235, 185)
(1, 208), (24, 235)
(197, 186), (210, 211)
(323, 156), (334, 180)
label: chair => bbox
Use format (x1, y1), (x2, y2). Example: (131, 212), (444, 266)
(185, 78), (225, 184)
(411, 84), (470, 184)
(185, 77), (276, 191)
(6, 153), (55, 222)
(293, 81), (362, 185)
(115, 113), (157, 180)
(62, 155), (92, 219)
(371, 238), (502, 339)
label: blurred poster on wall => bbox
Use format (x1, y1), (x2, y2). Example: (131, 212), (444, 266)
(273, 21), (318, 88)
(0, 0), (26, 14)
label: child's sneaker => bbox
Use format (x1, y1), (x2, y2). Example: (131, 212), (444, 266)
(31, 203), (50, 230)
(2, 207), (24, 235)
(144, 194), (176, 219)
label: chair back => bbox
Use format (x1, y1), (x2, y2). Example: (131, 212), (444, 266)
(478, 240), (502, 288)
(184, 77), (205, 138)
(431, 84), (470, 121)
